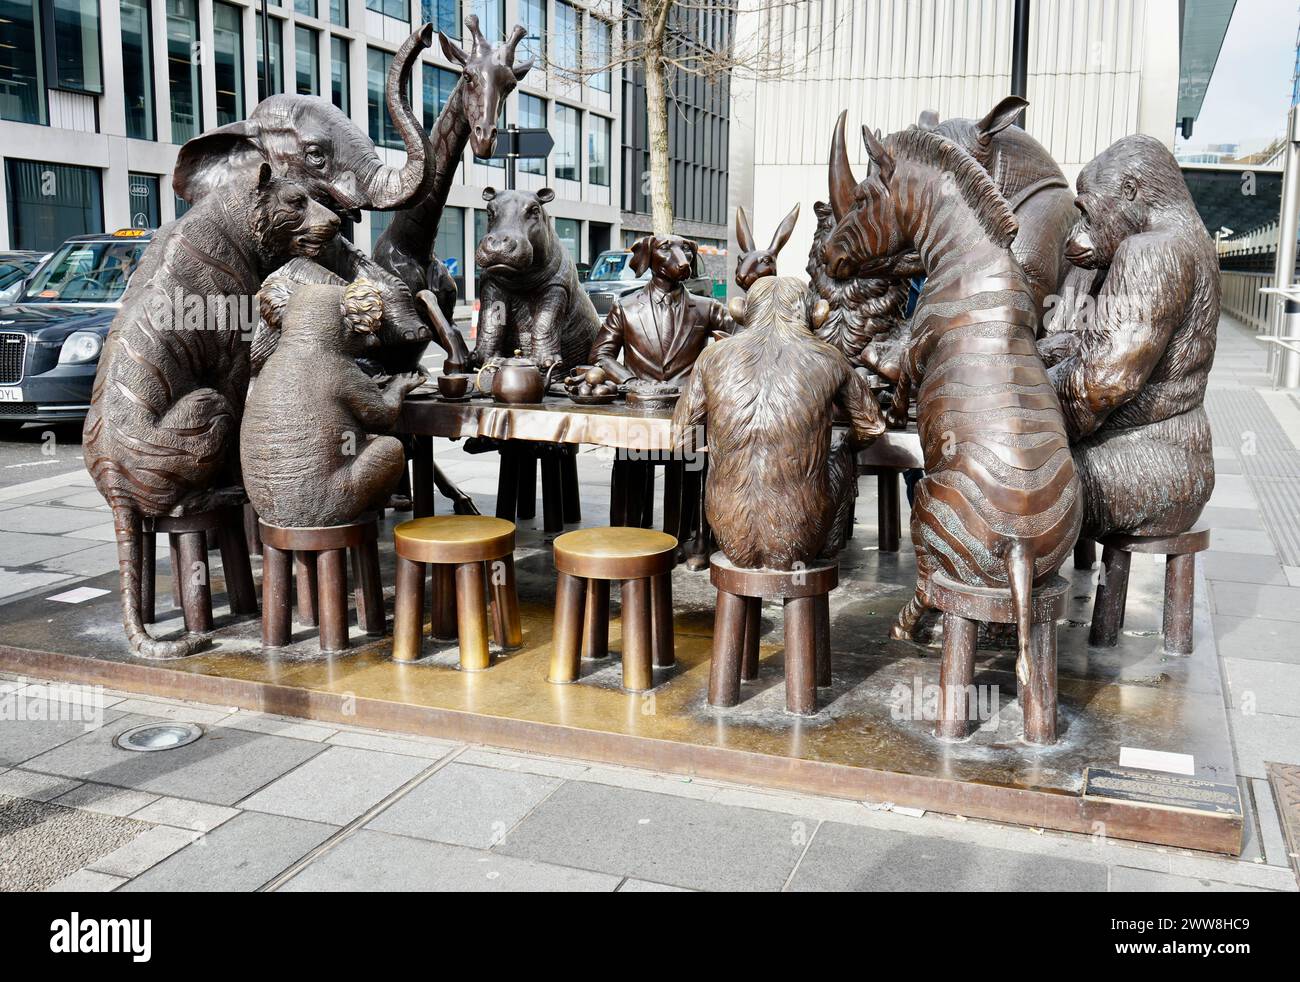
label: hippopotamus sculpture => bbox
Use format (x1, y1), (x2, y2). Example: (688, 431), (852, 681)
(242, 278), (423, 528)
(471, 187), (599, 372)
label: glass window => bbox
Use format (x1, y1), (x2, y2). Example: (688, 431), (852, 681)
(330, 36), (350, 115)
(256, 13), (283, 100)
(4, 159), (103, 253)
(554, 218), (579, 265)
(436, 206), (465, 299)
(367, 47), (409, 150)
(519, 93), (546, 176)
(127, 172), (160, 230)
(167, 0), (203, 144)
(370, 209), (392, 252)
(470, 0), (504, 40)
(588, 114), (610, 186)
(213, 2), (244, 125)
(554, 104), (580, 182)
(473, 207), (488, 296)
(174, 192), (191, 219)
(422, 64), (457, 132)
(47, 0), (103, 94)
(21, 238), (146, 302)
(421, 0), (460, 39)
(519, 0), (545, 64)
(589, 18), (611, 92)
(330, 0), (347, 27)
(555, 2), (579, 76)
(294, 0), (317, 16)
(365, 0), (408, 20)
(296, 26), (319, 95)
(120, 0), (154, 139)
(0, 0), (46, 124)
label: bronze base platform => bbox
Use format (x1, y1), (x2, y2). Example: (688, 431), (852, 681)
(0, 516), (1242, 855)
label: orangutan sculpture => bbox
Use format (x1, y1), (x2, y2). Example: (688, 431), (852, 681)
(823, 126), (1081, 671)
(1037, 135), (1218, 539)
(242, 279), (423, 528)
(673, 275), (885, 570)
(84, 164), (341, 658)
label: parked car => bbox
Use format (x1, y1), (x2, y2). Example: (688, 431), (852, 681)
(0, 251), (48, 305)
(579, 248), (715, 316)
(0, 229), (152, 427)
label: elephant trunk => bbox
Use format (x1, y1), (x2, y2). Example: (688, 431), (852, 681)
(364, 24), (435, 210)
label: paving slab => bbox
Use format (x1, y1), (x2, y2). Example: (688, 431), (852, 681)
(217, 712), (338, 742)
(0, 529), (105, 564)
(22, 715), (326, 805)
(240, 746), (430, 825)
(88, 824), (201, 878)
(787, 821), (1107, 892)
(497, 780), (810, 892)
(1201, 551), (1289, 586)
(1205, 528), (1277, 556)
(44, 869), (128, 892)
(130, 796), (240, 833)
(618, 878), (693, 892)
(367, 762), (560, 848)
(0, 568), (76, 602)
(279, 829), (620, 892)
(1213, 614), (1300, 665)
(0, 704), (122, 767)
(1228, 711), (1300, 780)
(0, 793), (148, 891)
(54, 782), (159, 817)
(0, 505), (116, 534)
(1223, 659), (1300, 718)
(1199, 506), (1265, 531)
(324, 728), (458, 759)
(0, 768), (81, 802)
(119, 812), (336, 891)
(1251, 777), (1292, 869)
(1210, 581), (1300, 622)
(1109, 866), (1273, 892)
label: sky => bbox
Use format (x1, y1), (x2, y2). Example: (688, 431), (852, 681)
(1178, 0), (1299, 153)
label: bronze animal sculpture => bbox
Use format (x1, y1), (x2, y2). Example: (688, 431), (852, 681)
(374, 15), (532, 352)
(734, 204), (800, 291)
(473, 187), (600, 372)
(1038, 135), (1218, 539)
(590, 235), (733, 384)
(673, 275), (885, 570)
(242, 279), (423, 528)
(84, 164), (341, 658)
(823, 126), (1081, 670)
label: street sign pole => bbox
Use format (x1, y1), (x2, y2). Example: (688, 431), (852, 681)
(506, 123), (518, 191)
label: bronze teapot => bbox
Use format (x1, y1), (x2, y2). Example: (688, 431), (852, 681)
(476, 350), (558, 404)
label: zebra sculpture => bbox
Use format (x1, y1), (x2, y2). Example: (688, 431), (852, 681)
(822, 125), (1081, 673)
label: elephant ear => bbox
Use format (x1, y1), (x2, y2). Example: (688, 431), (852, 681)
(173, 120), (267, 204)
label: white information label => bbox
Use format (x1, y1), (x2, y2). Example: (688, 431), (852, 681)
(1119, 747), (1195, 776)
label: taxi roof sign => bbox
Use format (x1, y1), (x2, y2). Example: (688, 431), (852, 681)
(112, 228), (149, 237)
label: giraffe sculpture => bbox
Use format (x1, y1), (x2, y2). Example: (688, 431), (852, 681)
(373, 15), (533, 370)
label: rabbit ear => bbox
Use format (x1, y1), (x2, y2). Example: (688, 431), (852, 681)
(769, 202), (800, 256)
(735, 207), (756, 254)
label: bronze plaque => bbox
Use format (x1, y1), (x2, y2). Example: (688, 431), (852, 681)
(1083, 766), (1241, 817)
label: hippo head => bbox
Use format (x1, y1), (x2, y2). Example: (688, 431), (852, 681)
(475, 187), (556, 274)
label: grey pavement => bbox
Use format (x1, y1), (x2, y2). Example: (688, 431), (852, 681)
(0, 316), (1298, 891)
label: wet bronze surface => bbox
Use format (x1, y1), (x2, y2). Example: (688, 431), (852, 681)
(0, 511), (1240, 853)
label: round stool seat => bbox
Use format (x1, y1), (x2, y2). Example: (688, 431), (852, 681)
(554, 527), (677, 580)
(709, 552), (838, 600)
(1101, 525), (1210, 556)
(395, 516), (516, 564)
(258, 516), (378, 552)
(928, 572), (1069, 625)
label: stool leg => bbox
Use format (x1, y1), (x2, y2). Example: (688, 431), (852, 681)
(516, 445), (537, 521)
(689, 458), (711, 568)
(815, 593), (832, 687)
(1163, 553), (1196, 655)
(651, 572), (675, 668)
(354, 540), (386, 636)
(561, 446), (581, 523)
(295, 552), (319, 627)
(490, 555), (523, 649)
(936, 613), (978, 741)
(878, 471), (901, 553)
(496, 445), (520, 522)
(141, 527), (156, 625)
(709, 590), (749, 707)
(663, 462), (683, 540)
(176, 531), (213, 634)
(621, 577), (653, 692)
(393, 557), (425, 662)
(541, 449), (564, 533)
(1074, 537), (1096, 571)
(262, 544), (293, 647)
(317, 548), (350, 652)
(1022, 620), (1059, 745)
(218, 511), (258, 616)
(455, 561), (491, 671)
(431, 564), (457, 641)
(610, 458), (629, 526)
(640, 466), (656, 528)
(1089, 546), (1131, 648)
(741, 596), (761, 681)
(624, 461), (645, 530)
(583, 578), (610, 660)
(169, 537), (183, 610)
(783, 596), (818, 716)
(412, 435), (435, 518)
(243, 503), (262, 556)
(549, 572), (587, 683)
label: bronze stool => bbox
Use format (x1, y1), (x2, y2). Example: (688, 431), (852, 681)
(144, 505), (257, 632)
(929, 571), (1069, 746)
(1090, 526), (1211, 655)
(860, 466), (905, 552)
(392, 516), (522, 670)
(259, 515), (385, 652)
(707, 554), (837, 717)
(548, 527), (678, 692)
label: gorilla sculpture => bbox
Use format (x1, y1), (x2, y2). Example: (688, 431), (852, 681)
(1038, 135), (1219, 539)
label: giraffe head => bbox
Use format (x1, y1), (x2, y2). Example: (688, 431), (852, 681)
(439, 15), (534, 159)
